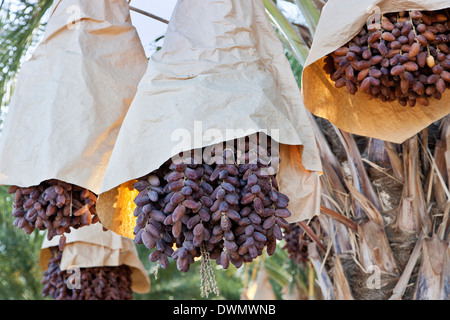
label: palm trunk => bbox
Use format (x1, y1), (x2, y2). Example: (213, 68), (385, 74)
(309, 116), (450, 300)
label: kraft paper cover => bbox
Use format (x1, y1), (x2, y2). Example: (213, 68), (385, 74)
(40, 223), (150, 294)
(97, 0), (322, 237)
(303, 0), (450, 144)
(0, 0), (148, 194)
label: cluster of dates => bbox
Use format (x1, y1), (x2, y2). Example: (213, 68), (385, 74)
(8, 179), (98, 246)
(282, 223), (310, 266)
(325, 9), (450, 107)
(133, 136), (291, 273)
(41, 247), (133, 300)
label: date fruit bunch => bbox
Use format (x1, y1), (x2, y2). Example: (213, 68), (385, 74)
(133, 135), (291, 274)
(8, 179), (99, 245)
(324, 9), (450, 107)
(41, 247), (133, 300)
(282, 223), (310, 266)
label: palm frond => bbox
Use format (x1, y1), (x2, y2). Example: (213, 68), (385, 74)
(263, 0), (310, 66)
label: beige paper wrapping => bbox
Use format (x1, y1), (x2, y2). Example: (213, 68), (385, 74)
(303, 0), (450, 144)
(0, 0), (148, 194)
(40, 223), (150, 294)
(97, 0), (322, 237)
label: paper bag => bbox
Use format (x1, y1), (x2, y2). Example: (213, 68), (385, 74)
(40, 223), (150, 294)
(0, 0), (148, 194)
(96, 0), (323, 238)
(302, 0), (450, 144)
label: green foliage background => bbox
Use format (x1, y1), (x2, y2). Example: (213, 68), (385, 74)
(0, 0), (318, 300)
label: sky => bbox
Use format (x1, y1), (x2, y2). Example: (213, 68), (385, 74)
(128, 0), (177, 56)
